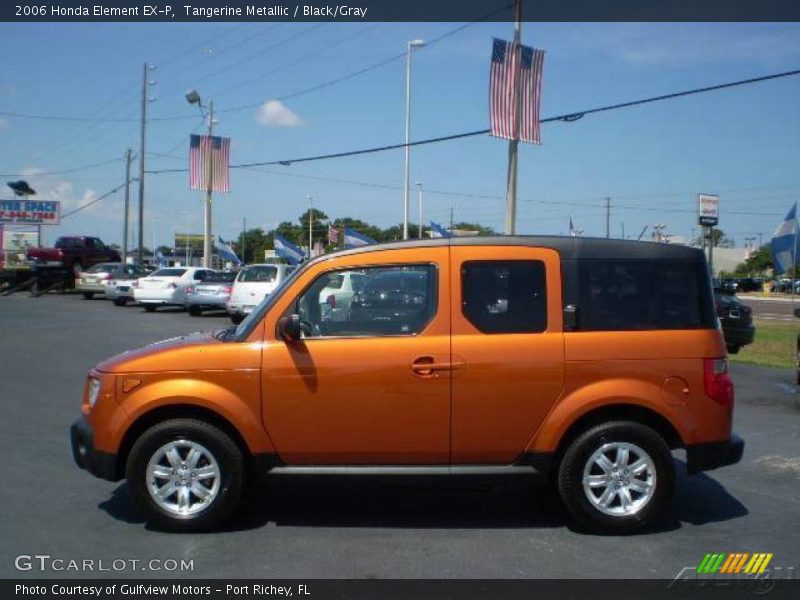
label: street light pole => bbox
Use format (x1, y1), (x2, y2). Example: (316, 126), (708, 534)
(403, 39), (425, 240)
(122, 148), (133, 265)
(203, 99), (214, 269)
(137, 63), (152, 266)
(307, 195), (313, 258)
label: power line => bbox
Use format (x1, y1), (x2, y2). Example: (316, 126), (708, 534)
(60, 180), (132, 219)
(0, 158), (124, 178)
(145, 66), (800, 175)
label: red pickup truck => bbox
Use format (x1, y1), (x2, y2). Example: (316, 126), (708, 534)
(27, 236), (121, 276)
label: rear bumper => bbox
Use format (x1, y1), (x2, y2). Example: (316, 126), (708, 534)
(186, 295), (229, 308)
(722, 324), (755, 348)
(70, 417), (121, 482)
(686, 434), (744, 474)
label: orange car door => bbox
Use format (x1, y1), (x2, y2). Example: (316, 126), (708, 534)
(450, 246), (565, 464)
(261, 248), (451, 464)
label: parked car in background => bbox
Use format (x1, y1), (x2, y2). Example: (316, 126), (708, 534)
(105, 265), (152, 306)
(133, 267), (216, 312)
(27, 236), (120, 277)
(185, 271), (236, 316)
(227, 263), (294, 324)
(714, 288), (755, 354)
(735, 277), (763, 293)
(794, 307), (800, 385)
(319, 270), (367, 321)
(75, 262), (122, 299)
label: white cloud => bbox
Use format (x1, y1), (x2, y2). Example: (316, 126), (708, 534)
(255, 100), (303, 127)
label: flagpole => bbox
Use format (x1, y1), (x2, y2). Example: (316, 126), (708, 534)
(504, 0), (523, 235)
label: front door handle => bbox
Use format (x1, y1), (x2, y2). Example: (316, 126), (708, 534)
(410, 356), (462, 378)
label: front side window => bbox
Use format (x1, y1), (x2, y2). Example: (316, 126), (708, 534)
(462, 261), (547, 334)
(290, 264), (438, 338)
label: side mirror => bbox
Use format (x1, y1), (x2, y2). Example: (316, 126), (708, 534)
(794, 308), (800, 319)
(277, 314), (302, 342)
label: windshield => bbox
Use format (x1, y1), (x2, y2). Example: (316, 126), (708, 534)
(87, 263), (118, 273)
(233, 264), (304, 341)
(238, 265), (278, 282)
(151, 268), (187, 277)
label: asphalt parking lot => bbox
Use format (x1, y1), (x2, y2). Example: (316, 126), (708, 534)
(1, 292), (799, 579)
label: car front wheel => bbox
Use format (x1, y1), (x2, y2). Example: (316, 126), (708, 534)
(126, 419), (244, 532)
(557, 421), (674, 534)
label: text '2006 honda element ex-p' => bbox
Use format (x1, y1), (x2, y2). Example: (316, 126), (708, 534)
(71, 236), (743, 533)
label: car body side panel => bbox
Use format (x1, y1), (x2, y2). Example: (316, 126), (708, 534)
(526, 330), (732, 453)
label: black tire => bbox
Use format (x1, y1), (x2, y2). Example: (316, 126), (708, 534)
(113, 297), (128, 307)
(125, 418), (244, 532)
(82, 292), (94, 300)
(188, 306), (202, 317)
(557, 421), (674, 534)
(726, 345), (740, 355)
(143, 304), (157, 313)
(230, 314), (244, 325)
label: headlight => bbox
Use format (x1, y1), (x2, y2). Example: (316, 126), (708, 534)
(88, 377), (101, 408)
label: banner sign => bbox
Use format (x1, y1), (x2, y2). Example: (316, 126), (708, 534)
(698, 194), (720, 227)
(174, 233), (204, 251)
(0, 199), (60, 225)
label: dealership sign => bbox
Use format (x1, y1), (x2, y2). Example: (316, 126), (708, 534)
(0, 199), (60, 225)
(697, 194), (719, 226)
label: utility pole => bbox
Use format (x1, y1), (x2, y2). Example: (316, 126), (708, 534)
(503, 0), (523, 235)
(122, 148), (133, 264)
(137, 63), (152, 266)
(417, 182), (424, 239)
(203, 100), (214, 269)
(605, 197), (611, 238)
(242, 217), (246, 264)
(402, 39), (425, 240)
(307, 195), (313, 258)
(708, 226), (715, 276)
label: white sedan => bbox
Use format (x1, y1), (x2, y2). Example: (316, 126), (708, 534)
(133, 267), (217, 312)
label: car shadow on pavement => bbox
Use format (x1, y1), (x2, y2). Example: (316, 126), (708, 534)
(98, 458), (748, 534)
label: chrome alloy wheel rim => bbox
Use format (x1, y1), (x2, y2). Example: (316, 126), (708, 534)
(582, 442), (656, 517)
(146, 440), (221, 517)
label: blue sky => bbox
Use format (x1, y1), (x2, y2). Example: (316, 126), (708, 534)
(1, 21), (799, 250)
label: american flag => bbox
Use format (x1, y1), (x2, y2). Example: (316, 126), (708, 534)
(189, 134), (231, 192)
(490, 38), (545, 144)
(327, 224), (340, 244)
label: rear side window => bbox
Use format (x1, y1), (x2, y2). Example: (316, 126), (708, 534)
(462, 261), (547, 334)
(151, 268), (186, 277)
(577, 260), (714, 331)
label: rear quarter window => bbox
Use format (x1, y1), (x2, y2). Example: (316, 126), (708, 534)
(577, 260), (715, 331)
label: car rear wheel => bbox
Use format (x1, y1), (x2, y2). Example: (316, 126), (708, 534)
(188, 306), (202, 316)
(727, 345), (740, 355)
(113, 297), (128, 306)
(557, 421), (674, 534)
(126, 419), (244, 532)
(82, 292), (94, 300)
(143, 304), (156, 313)
(230, 314), (244, 325)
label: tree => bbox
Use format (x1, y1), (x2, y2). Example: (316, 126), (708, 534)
(452, 222), (497, 236)
(693, 228), (734, 248)
(233, 228), (270, 264)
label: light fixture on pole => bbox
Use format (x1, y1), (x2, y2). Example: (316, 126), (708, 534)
(186, 88), (215, 269)
(402, 39), (425, 241)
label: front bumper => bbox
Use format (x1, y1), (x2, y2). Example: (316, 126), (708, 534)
(70, 417), (121, 482)
(686, 434), (745, 474)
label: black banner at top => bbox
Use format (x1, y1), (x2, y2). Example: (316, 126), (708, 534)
(4, 0), (800, 22)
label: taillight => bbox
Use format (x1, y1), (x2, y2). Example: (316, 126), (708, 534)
(704, 357), (734, 408)
(221, 286), (232, 295)
(102, 274), (113, 280)
(185, 286), (195, 295)
(326, 294), (336, 308)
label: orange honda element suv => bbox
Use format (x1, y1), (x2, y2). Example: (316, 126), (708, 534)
(71, 237), (743, 533)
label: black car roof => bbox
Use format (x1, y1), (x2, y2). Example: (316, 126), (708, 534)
(314, 235), (706, 263)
